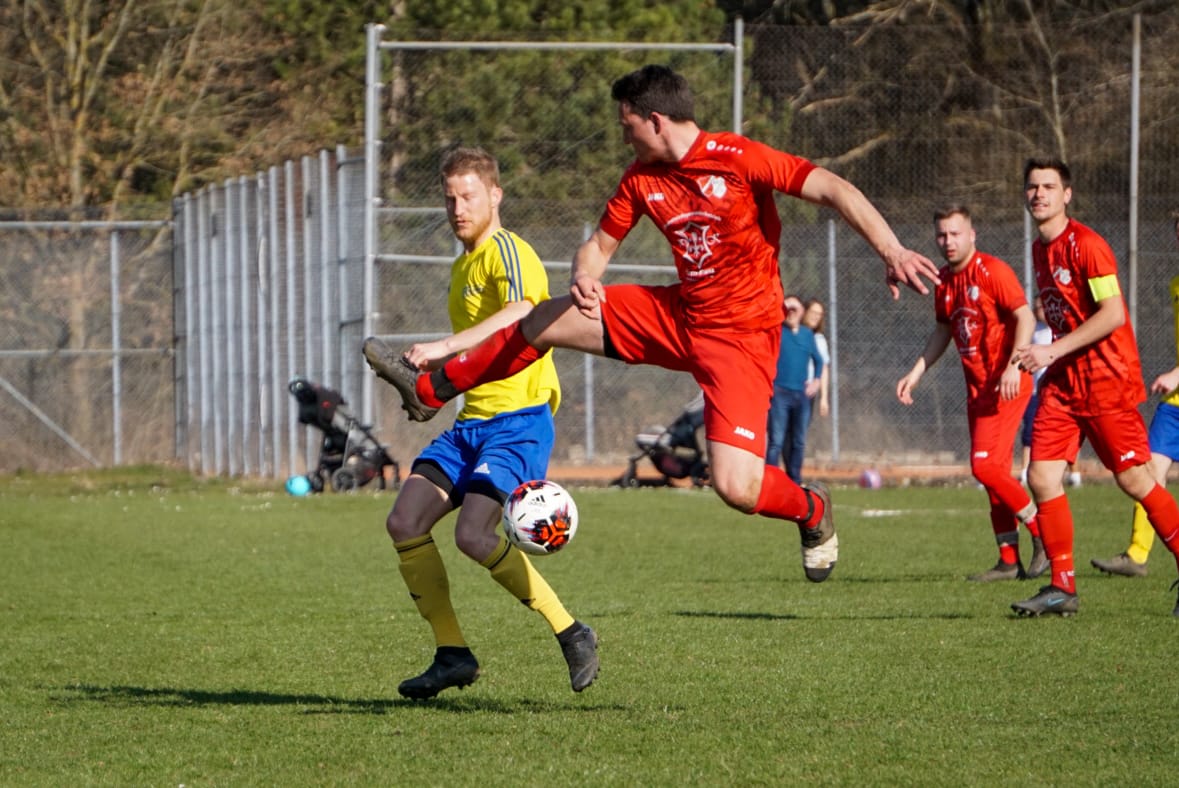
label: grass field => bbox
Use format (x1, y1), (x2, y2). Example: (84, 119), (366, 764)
(1, 467), (1177, 786)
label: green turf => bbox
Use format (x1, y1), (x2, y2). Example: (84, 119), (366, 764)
(1, 467), (1176, 785)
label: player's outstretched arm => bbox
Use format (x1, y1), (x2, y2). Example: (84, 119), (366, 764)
(404, 299), (535, 371)
(798, 167), (941, 299)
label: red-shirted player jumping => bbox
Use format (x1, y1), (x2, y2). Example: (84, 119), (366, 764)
(364, 64), (940, 584)
(1011, 158), (1179, 617)
(897, 205), (1046, 582)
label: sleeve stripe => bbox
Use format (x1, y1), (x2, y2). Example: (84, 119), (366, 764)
(493, 230), (525, 302)
(1088, 274), (1121, 302)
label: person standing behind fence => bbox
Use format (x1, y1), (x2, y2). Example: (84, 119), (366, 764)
(1091, 210), (1179, 579)
(376, 147), (597, 699)
(766, 294), (824, 483)
(1011, 158), (1179, 617)
(364, 63), (942, 586)
(802, 298), (831, 425)
(896, 204), (1046, 582)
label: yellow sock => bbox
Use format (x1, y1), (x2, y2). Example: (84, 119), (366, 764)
(482, 535), (575, 635)
(395, 534), (466, 647)
(1127, 503), (1156, 565)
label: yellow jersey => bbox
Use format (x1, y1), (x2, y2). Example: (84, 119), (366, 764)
(448, 228), (561, 420)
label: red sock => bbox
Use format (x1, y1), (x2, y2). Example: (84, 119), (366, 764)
(1036, 494), (1075, 594)
(1139, 483), (1179, 571)
(419, 322), (544, 405)
(752, 464), (812, 523)
(990, 508), (1020, 564)
(1023, 514), (1041, 539)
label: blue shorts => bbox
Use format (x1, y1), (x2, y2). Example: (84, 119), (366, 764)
(415, 404), (554, 506)
(1021, 392), (1039, 448)
(1148, 401), (1179, 461)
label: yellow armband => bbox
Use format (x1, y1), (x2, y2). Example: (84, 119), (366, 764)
(1088, 274), (1121, 301)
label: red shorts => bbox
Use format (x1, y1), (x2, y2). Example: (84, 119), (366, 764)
(967, 387), (1032, 466)
(601, 283), (777, 453)
(1030, 396), (1151, 473)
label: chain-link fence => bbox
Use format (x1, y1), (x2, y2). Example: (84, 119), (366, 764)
(171, 149), (370, 481)
(369, 19), (1179, 471)
(5, 18), (1179, 478)
(0, 222), (172, 473)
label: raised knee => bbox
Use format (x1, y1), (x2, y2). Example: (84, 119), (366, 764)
(386, 509), (419, 543)
(712, 477), (759, 513)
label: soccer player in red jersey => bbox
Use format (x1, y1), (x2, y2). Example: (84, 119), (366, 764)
(1011, 158), (1179, 617)
(897, 205), (1047, 582)
(365, 64), (940, 584)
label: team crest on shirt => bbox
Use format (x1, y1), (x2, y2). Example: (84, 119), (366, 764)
(951, 307), (980, 352)
(672, 217), (722, 269)
(1053, 267), (1073, 286)
(1040, 289), (1069, 331)
(697, 175), (727, 199)
(693, 173), (721, 198)
(967, 285), (980, 301)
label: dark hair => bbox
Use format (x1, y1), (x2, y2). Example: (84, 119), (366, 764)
(1023, 157), (1071, 188)
(611, 65), (696, 122)
(440, 146), (500, 188)
(933, 204), (972, 223)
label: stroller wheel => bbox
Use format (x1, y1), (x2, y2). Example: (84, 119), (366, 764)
(330, 467), (359, 493)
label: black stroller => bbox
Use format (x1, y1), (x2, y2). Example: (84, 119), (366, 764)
(288, 377), (400, 492)
(614, 392), (709, 488)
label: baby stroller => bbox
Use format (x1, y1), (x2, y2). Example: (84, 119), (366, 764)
(614, 392), (709, 488)
(288, 377), (400, 492)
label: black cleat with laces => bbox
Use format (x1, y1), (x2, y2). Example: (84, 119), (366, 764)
(557, 621), (599, 692)
(1091, 552), (1148, 578)
(398, 646), (480, 700)
(1011, 585), (1079, 618)
(362, 337), (440, 422)
(968, 560), (1025, 582)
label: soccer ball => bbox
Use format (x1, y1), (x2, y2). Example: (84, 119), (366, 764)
(859, 468), (883, 489)
(502, 480), (579, 556)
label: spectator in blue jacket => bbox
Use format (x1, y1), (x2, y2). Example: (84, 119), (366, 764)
(766, 294), (825, 482)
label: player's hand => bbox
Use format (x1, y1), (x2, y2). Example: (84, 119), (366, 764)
(997, 362), (1024, 401)
(896, 374), (918, 405)
(884, 248), (941, 300)
(570, 273), (606, 320)
(404, 340), (449, 371)
(1151, 368), (1179, 396)
(1012, 343), (1055, 374)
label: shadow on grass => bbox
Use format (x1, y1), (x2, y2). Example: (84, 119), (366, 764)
(675, 609), (975, 621)
(53, 684), (624, 715)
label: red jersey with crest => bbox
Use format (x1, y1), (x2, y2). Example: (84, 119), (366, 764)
(1033, 218), (1145, 415)
(598, 130), (816, 331)
(935, 252), (1029, 408)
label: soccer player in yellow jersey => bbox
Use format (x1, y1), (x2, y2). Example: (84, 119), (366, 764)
(1092, 211), (1179, 581)
(366, 147), (598, 699)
